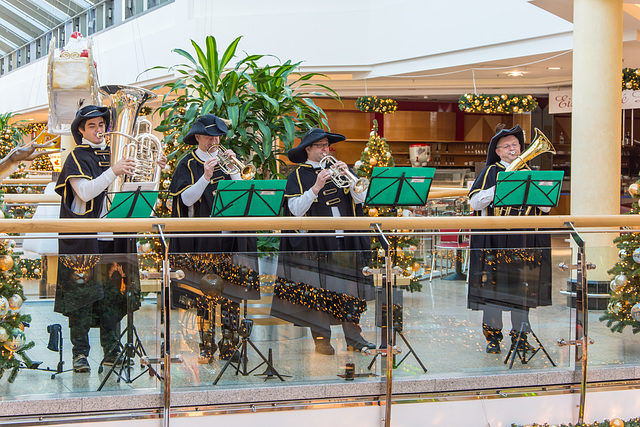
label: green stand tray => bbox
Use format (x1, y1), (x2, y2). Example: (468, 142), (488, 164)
(212, 180), (286, 217)
(364, 167), (435, 207)
(494, 170), (564, 209)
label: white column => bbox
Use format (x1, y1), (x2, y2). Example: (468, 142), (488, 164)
(571, 0), (623, 279)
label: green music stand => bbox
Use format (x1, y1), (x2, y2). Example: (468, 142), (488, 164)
(212, 180), (286, 217)
(494, 170), (564, 212)
(106, 188), (159, 219)
(365, 167), (435, 207)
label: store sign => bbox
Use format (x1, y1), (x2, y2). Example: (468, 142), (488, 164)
(549, 89), (640, 113)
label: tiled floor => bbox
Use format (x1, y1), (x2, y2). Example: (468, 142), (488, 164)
(3, 238), (640, 400)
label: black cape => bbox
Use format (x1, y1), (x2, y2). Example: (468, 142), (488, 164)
(467, 162), (552, 310)
(271, 163), (374, 335)
(53, 144), (140, 319)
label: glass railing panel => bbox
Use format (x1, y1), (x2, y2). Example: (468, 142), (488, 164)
(166, 238), (383, 389)
(2, 236), (161, 397)
(388, 229), (575, 380)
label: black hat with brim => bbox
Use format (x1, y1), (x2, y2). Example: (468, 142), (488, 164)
(287, 128), (346, 163)
(183, 114), (228, 145)
(70, 105), (111, 145)
(486, 124), (525, 165)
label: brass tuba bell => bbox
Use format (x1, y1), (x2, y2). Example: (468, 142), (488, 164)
(505, 128), (555, 172)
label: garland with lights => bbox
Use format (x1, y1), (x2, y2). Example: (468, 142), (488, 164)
(22, 123), (46, 136)
(170, 254), (260, 291)
(274, 278), (367, 323)
(515, 416), (636, 427)
(139, 106), (152, 116)
(622, 68), (640, 90)
(458, 94), (538, 114)
(355, 96), (398, 114)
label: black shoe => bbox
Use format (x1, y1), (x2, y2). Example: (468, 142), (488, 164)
(482, 324), (503, 354)
(73, 355), (90, 373)
(313, 336), (335, 355)
(346, 339), (376, 352)
(103, 354), (133, 367)
(486, 341), (501, 354)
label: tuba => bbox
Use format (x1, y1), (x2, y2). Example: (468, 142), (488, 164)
(498, 127), (555, 215)
(99, 85), (164, 194)
(319, 154), (369, 193)
(505, 128), (555, 172)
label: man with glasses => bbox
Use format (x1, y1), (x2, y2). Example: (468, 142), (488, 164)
(467, 124), (552, 355)
(271, 128), (375, 355)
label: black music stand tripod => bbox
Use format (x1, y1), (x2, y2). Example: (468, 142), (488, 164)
(97, 187), (160, 390)
(365, 167), (434, 373)
(211, 180), (288, 384)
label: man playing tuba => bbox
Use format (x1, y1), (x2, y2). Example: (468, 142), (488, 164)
(467, 124), (553, 355)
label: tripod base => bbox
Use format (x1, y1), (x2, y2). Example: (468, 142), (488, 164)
(97, 324), (149, 391)
(367, 329), (427, 372)
(213, 338), (287, 384)
(504, 322), (556, 369)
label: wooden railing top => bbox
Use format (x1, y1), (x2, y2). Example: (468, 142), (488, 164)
(0, 215), (636, 234)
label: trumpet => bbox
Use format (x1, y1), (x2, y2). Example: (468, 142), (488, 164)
(207, 143), (256, 180)
(319, 154), (369, 193)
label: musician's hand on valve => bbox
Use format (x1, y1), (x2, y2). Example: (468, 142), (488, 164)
(203, 157), (218, 181)
(112, 158), (136, 176)
(223, 149), (236, 160)
(311, 169), (331, 195)
(335, 160), (348, 173)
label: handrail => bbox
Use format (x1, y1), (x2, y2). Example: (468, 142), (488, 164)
(0, 215), (636, 233)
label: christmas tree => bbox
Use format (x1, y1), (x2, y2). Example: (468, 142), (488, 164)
(600, 181), (640, 333)
(355, 120), (422, 292)
(0, 193), (35, 382)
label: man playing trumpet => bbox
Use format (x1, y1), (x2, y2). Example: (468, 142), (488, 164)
(271, 128), (375, 355)
(168, 114), (257, 363)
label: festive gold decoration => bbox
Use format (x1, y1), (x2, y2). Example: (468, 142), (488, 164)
(622, 68), (640, 90)
(368, 208), (379, 217)
(629, 183), (639, 197)
(611, 419), (625, 427)
(369, 157), (377, 166)
(0, 256), (13, 272)
(412, 262), (421, 272)
(274, 278), (367, 323)
(355, 96), (398, 114)
(458, 93), (538, 114)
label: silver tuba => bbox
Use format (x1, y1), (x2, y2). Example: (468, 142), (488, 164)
(99, 85), (163, 193)
(319, 154), (369, 193)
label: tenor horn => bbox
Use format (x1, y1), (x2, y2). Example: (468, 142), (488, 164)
(319, 154), (369, 193)
(99, 85), (164, 193)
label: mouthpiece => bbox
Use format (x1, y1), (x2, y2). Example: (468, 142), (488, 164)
(509, 150), (516, 156)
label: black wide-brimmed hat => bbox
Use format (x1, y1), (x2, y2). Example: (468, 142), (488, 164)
(70, 105), (111, 145)
(183, 114), (228, 145)
(287, 128), (346, 163)
(486, 124), (525, 165)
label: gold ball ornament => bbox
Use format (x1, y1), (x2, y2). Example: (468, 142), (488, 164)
(20, 267), (27, 275)
(610, 418), (624, 427)
(385, 152), (391, 158)
(501, 94), (508, 100)
(142, 242), (152, 253)
(629, 183), (640, 197)
(369, 208), (379, 217)
(16, 186), (23, 193)
(627, 82), (633, 89)
(378, 248), (386, 257)
(615, 274), (629, 286)
(364, 147), (369, 152)
(412, 262), (421, 272)
(369, 157), (377, 166)
(33, 268), (40, 276)
(8, 294), (22, 310)
(162, 179), (171, 189)
(0, 255), (13, 271)
(0, 326), (8, 342)
(3, 329), (25, 352)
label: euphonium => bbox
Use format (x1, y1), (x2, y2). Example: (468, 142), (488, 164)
(99, 85), (164, 192)
(207, 143), (256, 180)
(319, 154), (369, 193)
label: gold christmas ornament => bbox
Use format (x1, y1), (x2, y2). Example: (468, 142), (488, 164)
(162, 179), (171, 189)
(20, 267), (27, 275)
(33, 268), (40, 276)
(3, 329), (25, 352)
(0, 296), (8, 317)
(629, 183), (640, 197)
(368, 208), (379, 217)
(369, 157), (377, 166)
(412, 262), (420, 272)
(0, 326), (8, 342)
(8, 294), (22, 310)
(0, 255), (14, 271)
(610, 418), (624, 427)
